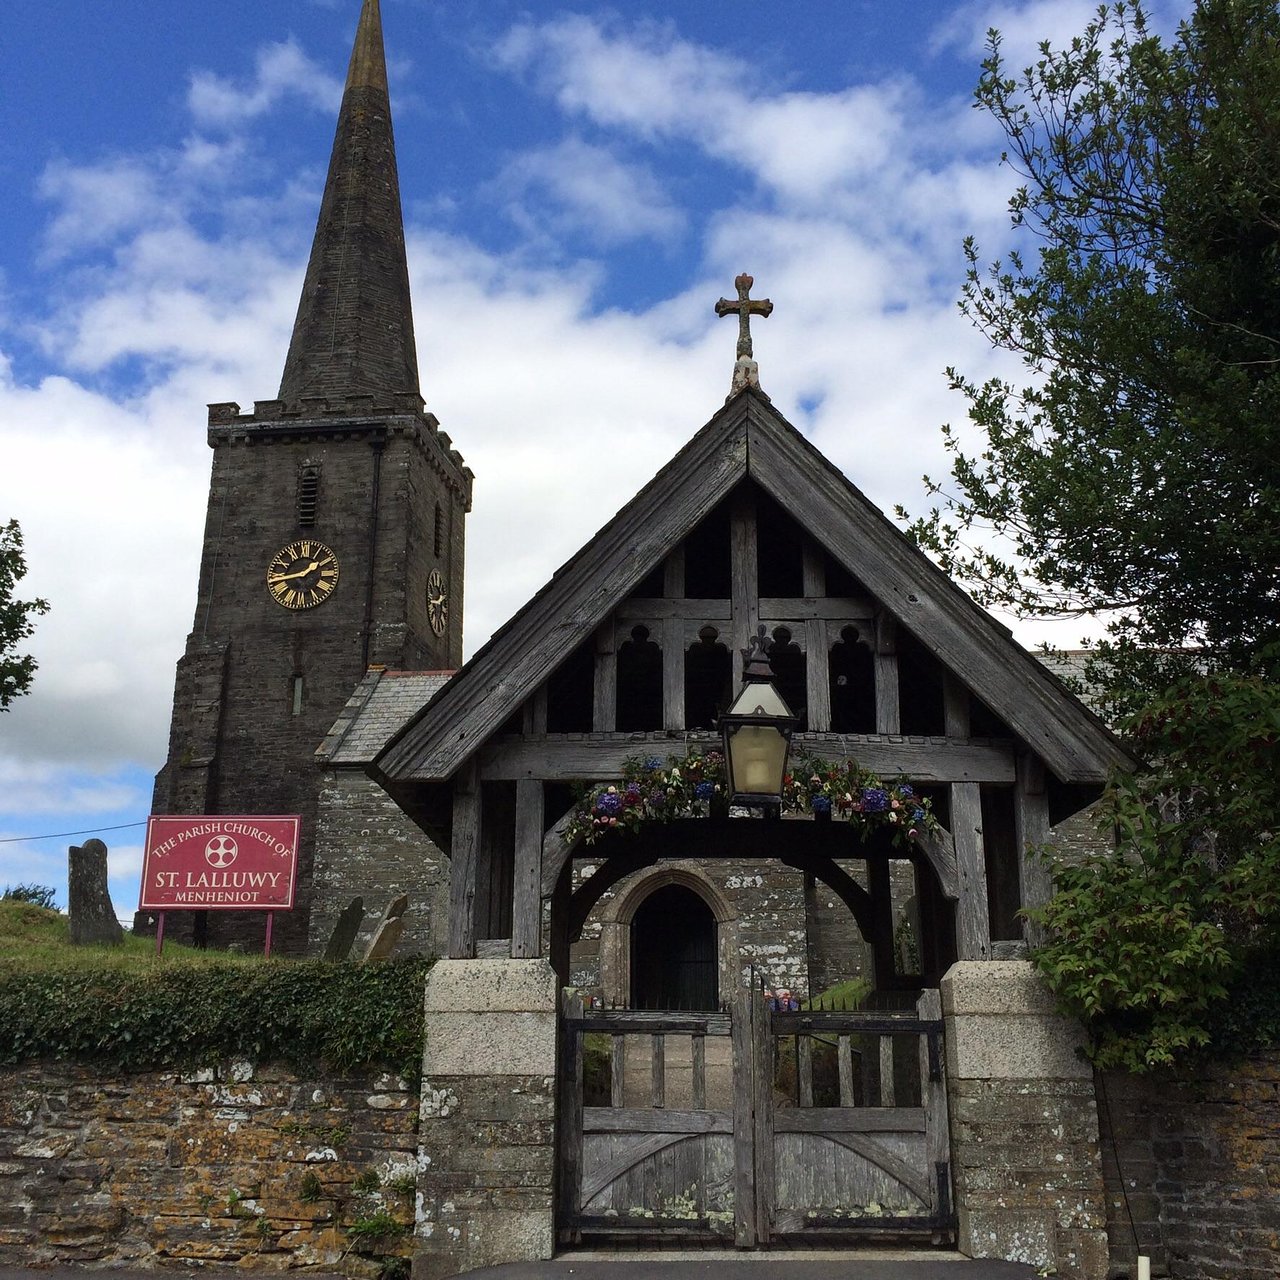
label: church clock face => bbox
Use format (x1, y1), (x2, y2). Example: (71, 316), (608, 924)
(266, 540), (340, 610)
(426, 568), (449, 636)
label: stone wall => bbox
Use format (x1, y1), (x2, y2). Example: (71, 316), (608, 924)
(414, 959), (558, 1280)
(309, 769), (450, 958)
(1098, 1053), (1280, 1279)
(0, 1059), (418, 1272)
(570, 857), (816, 1006)
(942, 961), (1110, 1280)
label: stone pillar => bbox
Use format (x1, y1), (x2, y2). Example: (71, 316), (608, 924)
(942, 960), (1109, 1280)
(412, 958), (557, 1280)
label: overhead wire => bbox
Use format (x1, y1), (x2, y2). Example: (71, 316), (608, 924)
(0, 821), (146, 844)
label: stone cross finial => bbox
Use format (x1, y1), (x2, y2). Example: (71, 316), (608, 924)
(715, 273), (773, 397)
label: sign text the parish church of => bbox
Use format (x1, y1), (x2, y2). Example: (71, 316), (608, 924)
(140, 816), (299, 912)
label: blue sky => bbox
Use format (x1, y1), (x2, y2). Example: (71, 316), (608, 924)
(0, 0), (1185, 917)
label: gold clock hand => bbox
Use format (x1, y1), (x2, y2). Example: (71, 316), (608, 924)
(268, 561), (321, 585)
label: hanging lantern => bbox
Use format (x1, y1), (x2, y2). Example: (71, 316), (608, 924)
(720, 625), (798, 807)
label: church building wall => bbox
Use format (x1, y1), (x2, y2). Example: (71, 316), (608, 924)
(309, 769), (450, 959)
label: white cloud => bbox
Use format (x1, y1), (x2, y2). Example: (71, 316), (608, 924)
(38, 159), (165, 261)
(0, 762), (143, 818)
(931, 0), (1105, 62)
(932, 0), (1189, 67)
(491, 13), (999, 231)
(494, 15), (744, 140)
(495, 137), (685, 247)
(187, 39), (342, 129)
(0, 5), (1091, 917)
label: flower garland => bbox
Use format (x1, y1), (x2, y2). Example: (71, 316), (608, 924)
(566, 749), (936, 848)
(784, 755), (935, 844)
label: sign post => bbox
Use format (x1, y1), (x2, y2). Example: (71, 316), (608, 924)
(140, 817), (300, 950)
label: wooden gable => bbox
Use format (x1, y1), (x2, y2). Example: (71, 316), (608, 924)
(374, 388), (1133, 789)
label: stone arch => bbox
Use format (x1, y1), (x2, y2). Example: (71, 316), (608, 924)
(594, 861), (739, 1009)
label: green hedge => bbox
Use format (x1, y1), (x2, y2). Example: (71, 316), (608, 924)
(0, 956), (433, 1078)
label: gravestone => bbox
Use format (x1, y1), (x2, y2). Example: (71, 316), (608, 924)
(322, 896), (365, 961)
(361, 893), (409, 962)
(68, 839), (124, 945)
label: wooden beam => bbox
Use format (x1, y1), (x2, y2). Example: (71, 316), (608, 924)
(593, 620), (616, 733)
(540, 810), (578, 898)
(662, 616), (684, 731)
(614, 596), (874, 626)
(943, 673), (970, 738)
(730, 489), (758, 685)
(615, 598), (730, 623)
(951, 781), (991, 960)
(549, 860), (574, 989)
(805, 617), (831, 731)
(512, 778), (544, 958)
(480, 732), (1017, 783)
(732, 989), (757, 1247)
(447, 764), (480, 959)
(744, 405), (1134, 782)
(1015, 753), (1053, 948)
(663, 546), (684, 599)
(523, 685), (547, 736)
(802, 541), (824, 597)
(914, 825), (960, 901)
(869, 856), (895, 988)
(378, 407), (750, 782)
(874, 612), (900, 735)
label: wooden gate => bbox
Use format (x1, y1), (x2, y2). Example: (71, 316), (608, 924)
(557, 989), (954, 1246)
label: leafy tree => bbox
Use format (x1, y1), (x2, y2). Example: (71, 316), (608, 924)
(1027, 672), (1280, 1070)
(908, 1), (1280, 1069)
(0, 519), (49, 710)
(903, 0), (1280, 712)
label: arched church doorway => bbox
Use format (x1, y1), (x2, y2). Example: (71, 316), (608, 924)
(630, 883), (718, 1010)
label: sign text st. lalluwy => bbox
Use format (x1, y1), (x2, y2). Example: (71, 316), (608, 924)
(140, 816), (300, 912)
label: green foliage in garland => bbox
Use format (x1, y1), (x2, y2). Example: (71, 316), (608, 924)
(0, 955), (433, 1078)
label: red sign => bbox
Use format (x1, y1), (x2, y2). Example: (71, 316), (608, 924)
(140, 816), (300, 912)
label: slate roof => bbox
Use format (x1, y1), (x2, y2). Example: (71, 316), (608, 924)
(278, 0), (421, 407)
(317, 669), (454, 765)
(372, 387), (1136, 787)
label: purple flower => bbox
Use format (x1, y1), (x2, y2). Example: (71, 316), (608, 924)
(811, 795), (832, 814)
(644, 756), (663, 771)
(624, 784), (643, 804)
(596, 792), (622, 816)
(899, 784), (915, 799)
(695, 781), (716, 800)
(861, 787), (890, 813)
(648, 787), (668, 806)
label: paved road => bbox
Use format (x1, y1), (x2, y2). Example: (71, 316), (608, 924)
(0, 1253), (1039, 1280)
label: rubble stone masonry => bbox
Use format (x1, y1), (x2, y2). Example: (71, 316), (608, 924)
(0, 1059), (418, 1272)
(1098, 1052), (1280, 1279)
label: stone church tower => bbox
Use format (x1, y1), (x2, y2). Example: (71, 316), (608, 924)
(148, 0), (471, 952)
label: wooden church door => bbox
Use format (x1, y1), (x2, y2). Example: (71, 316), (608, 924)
(630, 883), (718, 1010)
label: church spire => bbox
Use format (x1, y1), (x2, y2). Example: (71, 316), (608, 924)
(278, 0), (420, 407)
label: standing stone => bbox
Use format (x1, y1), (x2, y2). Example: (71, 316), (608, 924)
(361, 893), (409, 962)
(67, 839), (124, 945)
(322, 896), (365, 961)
